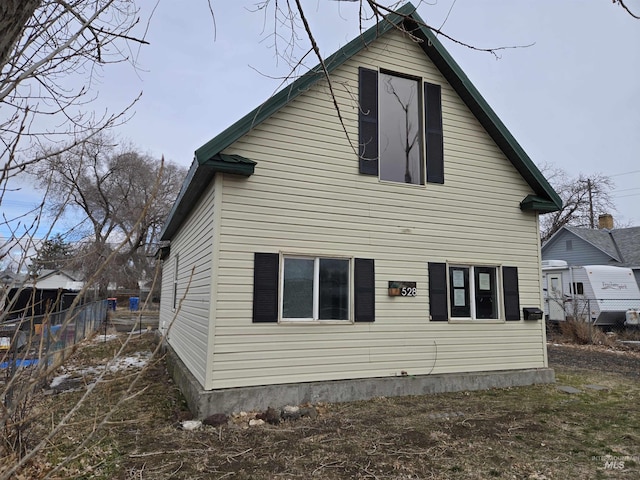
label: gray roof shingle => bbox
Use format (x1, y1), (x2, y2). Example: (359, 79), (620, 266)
(565, 226), (640, 267)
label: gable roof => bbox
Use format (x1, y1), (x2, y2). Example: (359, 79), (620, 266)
(564, 226), (621, 261)
(611, 227), (640, 266)
(161, 2), (561, 241)
(33, 269), (81, 282)
(544, 225), (640, 267)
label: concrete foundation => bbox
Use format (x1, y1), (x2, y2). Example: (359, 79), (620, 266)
(163, 340), (555, 418)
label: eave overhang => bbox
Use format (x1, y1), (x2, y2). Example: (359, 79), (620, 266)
(520, 195), (560, 213)
(161, 2), (562, 241)
(159, 154), (256, 241)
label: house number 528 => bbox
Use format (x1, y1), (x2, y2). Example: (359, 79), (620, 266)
(401, 287), (417, 297)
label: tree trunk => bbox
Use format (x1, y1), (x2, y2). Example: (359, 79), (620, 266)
(0, 0), (42, 72)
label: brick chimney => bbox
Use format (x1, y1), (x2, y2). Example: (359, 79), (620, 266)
(598, 213), (614, 230)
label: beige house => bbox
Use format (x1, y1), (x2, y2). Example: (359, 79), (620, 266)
(159, 4), (561, 417)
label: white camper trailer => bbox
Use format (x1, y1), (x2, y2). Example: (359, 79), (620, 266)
(542, 261), (640, 326)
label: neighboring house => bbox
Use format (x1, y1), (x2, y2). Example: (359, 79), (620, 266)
(159, 4), (561, 417)
(32, 269), (84, 291)
(542, 220), (640, 288)
(2, 269), (83, 319)
(0, 269), (25, 288)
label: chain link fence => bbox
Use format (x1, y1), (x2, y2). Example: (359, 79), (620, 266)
(1, 299), (109, 374)
(545, 296), (640, 326)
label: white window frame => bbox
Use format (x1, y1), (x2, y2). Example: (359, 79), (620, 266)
(279, 254), (353, 323)
(448, 264), (502, 321)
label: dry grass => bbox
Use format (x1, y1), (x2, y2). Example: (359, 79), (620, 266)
(4, 332), (640, 479)
(557, 319), (615, 346)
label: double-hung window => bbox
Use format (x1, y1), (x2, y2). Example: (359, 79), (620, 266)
(359, 67), (444, 185)
(449, 265), (498, 320)
(282, 257), (350, 321)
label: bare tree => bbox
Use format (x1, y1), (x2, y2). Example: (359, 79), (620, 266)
(0, 0), (148, 176)
(539, 164), (616, 242)
(0, 0), (149, 267)
(32, 134), (186, 293)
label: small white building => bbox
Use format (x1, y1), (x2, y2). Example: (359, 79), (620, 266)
(158, 4), (561, 417)
(32, 269), (83, 291)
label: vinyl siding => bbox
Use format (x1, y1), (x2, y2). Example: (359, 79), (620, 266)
(542, 231), (614, 265)
(159, 179), (216, 386)
(205, 28), (546, 389)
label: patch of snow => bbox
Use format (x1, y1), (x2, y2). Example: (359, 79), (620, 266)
(50, 373), (70, 388)
(49, 352), (152, 392)
(93, 334), (119, 343)
(77, 366), (103, 376)
(106, 352), (152, 372)
(180, 420), (202, 431)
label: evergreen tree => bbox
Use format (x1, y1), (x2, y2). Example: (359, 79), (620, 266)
(28, 234), (74, 275)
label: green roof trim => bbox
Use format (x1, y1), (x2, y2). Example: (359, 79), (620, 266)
(160, 154), (257, 240)
(194, 11), (405, 165)
(162, 2), (561, 241)
(206, 153), (256, 176)
(520, 195), (559, 213)
(400, 14), (561, 212)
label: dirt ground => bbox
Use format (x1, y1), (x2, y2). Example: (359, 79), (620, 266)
(6, 329), (640, 480)
(548, 342), (640, 379)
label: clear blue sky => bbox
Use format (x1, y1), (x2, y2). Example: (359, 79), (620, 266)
(3, 0), (639, 242)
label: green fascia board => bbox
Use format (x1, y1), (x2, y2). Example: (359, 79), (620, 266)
(156, 244), (171, 260)
(160, 154), (257, 240)
(160, 160), (216, 240)
(520, 194), (559, 213)
(163, 2), (561, 240)
(204, 154), (256, 176)
(194, 3), (560, 212)
(399, 13), (561, 212)
(194, 8), (408, 164)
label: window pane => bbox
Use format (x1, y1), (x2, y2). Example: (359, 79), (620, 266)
(379, 73), (423, 185)
(319, 259), (349, 320)
(449, 267), (470, 317)
(475, 267), (497, 319)
(283, 258), (314, 318)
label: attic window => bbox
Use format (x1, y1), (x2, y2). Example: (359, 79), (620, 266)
(358, 68), (444, 184)
(566, 240), (573, 251)
(379, 72), (424, 185)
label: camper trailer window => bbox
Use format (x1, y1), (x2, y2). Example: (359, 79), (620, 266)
(570, 282), (584, 295)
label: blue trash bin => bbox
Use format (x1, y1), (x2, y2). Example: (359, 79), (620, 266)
(129, 297), (139, 311)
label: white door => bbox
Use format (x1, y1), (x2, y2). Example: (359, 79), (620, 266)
(547, 274), (565, 321)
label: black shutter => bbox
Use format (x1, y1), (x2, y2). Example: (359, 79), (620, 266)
(502, 266), (520, 321)
(424, 82), (444, 184)
(358, 67), (378, 175)
(428, 262), (448, 321)
(354, 258), (375, 322)
(252, 253), (279, 323)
